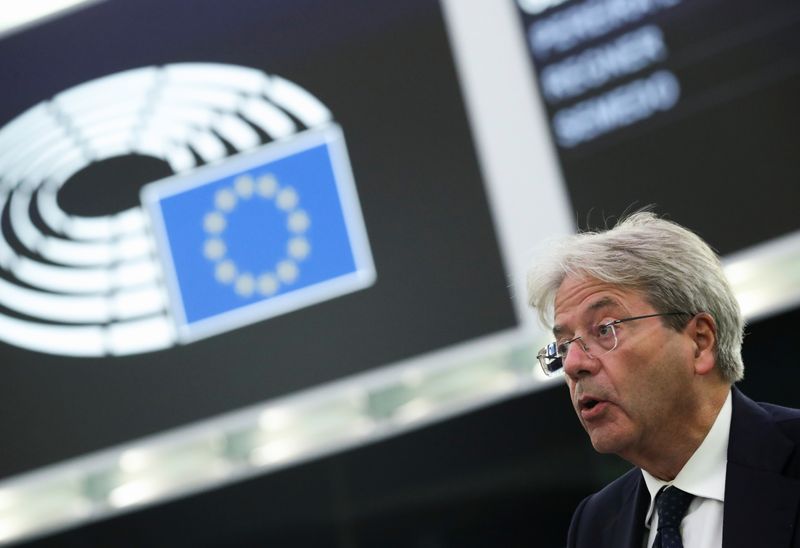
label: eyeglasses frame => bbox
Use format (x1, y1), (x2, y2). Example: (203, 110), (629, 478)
(536, 311), (695, 376)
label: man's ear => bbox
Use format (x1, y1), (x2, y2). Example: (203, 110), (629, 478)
(690, 312), (717, 376)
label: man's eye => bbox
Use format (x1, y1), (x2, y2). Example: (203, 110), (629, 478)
(597, 324), (612, 337)
(556, 342), (569, 355)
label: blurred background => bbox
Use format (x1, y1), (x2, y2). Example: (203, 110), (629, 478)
(0, 0), (798, 546)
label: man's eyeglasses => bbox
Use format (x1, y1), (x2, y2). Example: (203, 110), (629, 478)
(536, 312), (694, 376)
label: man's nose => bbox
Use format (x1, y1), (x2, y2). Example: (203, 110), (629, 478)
(563, 339), (599, 379)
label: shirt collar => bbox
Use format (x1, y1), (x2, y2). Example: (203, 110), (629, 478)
(641, 389), (732, 525)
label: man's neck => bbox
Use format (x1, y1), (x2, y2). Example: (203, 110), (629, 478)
(629, 384), (730, 481)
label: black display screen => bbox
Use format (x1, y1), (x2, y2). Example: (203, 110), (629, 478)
(515, 0), (800, 252)
(0, 0), (516, 478)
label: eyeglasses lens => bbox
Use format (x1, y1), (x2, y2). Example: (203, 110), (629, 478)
(537, 324), (618, 376)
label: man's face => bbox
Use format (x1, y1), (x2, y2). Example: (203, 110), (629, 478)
(553, 275), (696, 463)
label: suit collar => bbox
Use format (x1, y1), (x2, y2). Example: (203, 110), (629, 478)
(727, 386), (795, 470)
(722, 387), (800, 548)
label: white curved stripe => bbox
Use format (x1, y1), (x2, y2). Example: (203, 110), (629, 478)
(110, 286), (168, 319)
(0, 194), (17, 268)
(160, 86), (242, 111)
(85, 135), (134, 160)
(0, 314), (105, 357)
(0, 312), (175, 357)
(40, 205), (112, 242)
(134, 129), (192, 162)
(164, 144), (197, 172)
(78, 114), (140, 143)
(113, 208), (149, 233)
(37, 232), (152, 267)
(1, 130), (79, 182)
(147, 104), (217, 128)
(54, 67), (158, 114)
(56, 96), (149, 128)
(110, 259), (162, 288)
(58, 208), (148, 241)
(14, 136), (79, 184)
(239, 98), (297, 139)
(14, 257), (113, 293)
(0, 242), (15, 271)
(112, 206), (150, 231)
(115, 233), (153, 259)
(0, 277), (167, 324)
(9, 191), (41, 253)
(267, 76), (332, 128)
(165, 63), (268, 93)
(37, 186), (147, 244)
(11, 255), (160, 294)
(135, 126), (191, 149)
(39, 149), (90, 186)
(9, 192), (137, 265)
(188, 130), (227, 163)
(0, 122), (71, 173)
(136, 122), (193, 144)
(0, 276), (113, 323)
(0, 249), (14, 272)
(18, 178), (43, 194)
(211, 113), (260, 150)
(36, 187), (68, 235)
(107, 315), (176, 355)
(132, 138), (173, 162)
(12, 146), (86, 190)
(0, 103), (58, 151)
(66, 100), (148, 131)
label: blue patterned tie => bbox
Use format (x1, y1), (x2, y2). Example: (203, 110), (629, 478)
(653, 486), (695, 548)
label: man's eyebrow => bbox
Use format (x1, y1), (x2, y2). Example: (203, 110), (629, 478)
(587, 296), (619, 312)
(552, 297), (622, 336)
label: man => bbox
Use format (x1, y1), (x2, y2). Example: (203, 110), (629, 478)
(526, 212), (800, 548)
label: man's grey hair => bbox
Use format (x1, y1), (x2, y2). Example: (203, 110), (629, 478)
(527, 212), (745, 383)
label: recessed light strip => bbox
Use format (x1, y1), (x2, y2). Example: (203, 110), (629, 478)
(0, 0), (105, 40)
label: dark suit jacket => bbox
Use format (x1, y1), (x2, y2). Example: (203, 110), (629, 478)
(566, 387), (800, 548)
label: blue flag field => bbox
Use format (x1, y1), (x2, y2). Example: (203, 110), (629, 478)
(141, 125), (375, 343)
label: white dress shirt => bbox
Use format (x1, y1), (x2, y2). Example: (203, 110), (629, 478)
(641, 390), (732, 548)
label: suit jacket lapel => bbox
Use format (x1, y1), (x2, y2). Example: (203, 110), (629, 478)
(723, 388), (800, 548)
(603, 473), (650, 548)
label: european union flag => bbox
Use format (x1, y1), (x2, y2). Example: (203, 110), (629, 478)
(142, 125), (375, 343)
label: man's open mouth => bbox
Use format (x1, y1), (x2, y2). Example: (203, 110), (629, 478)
(578, 396), (607, 413)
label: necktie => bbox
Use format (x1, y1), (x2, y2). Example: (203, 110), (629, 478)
(653, 486), (695, 548)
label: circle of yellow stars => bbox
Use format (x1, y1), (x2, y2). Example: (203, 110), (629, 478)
(202, 173), (311, 298)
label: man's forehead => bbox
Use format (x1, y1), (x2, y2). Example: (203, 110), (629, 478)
(552, 276), (640, 333)
(554, 276), (629, 309)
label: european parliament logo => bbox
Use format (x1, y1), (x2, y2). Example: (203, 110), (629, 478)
(142, 124), (375, 343)
(0, 63), (371, 356)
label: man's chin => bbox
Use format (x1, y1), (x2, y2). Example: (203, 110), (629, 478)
(587, 429), (628, 455)
(590, 440), (619, 454)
